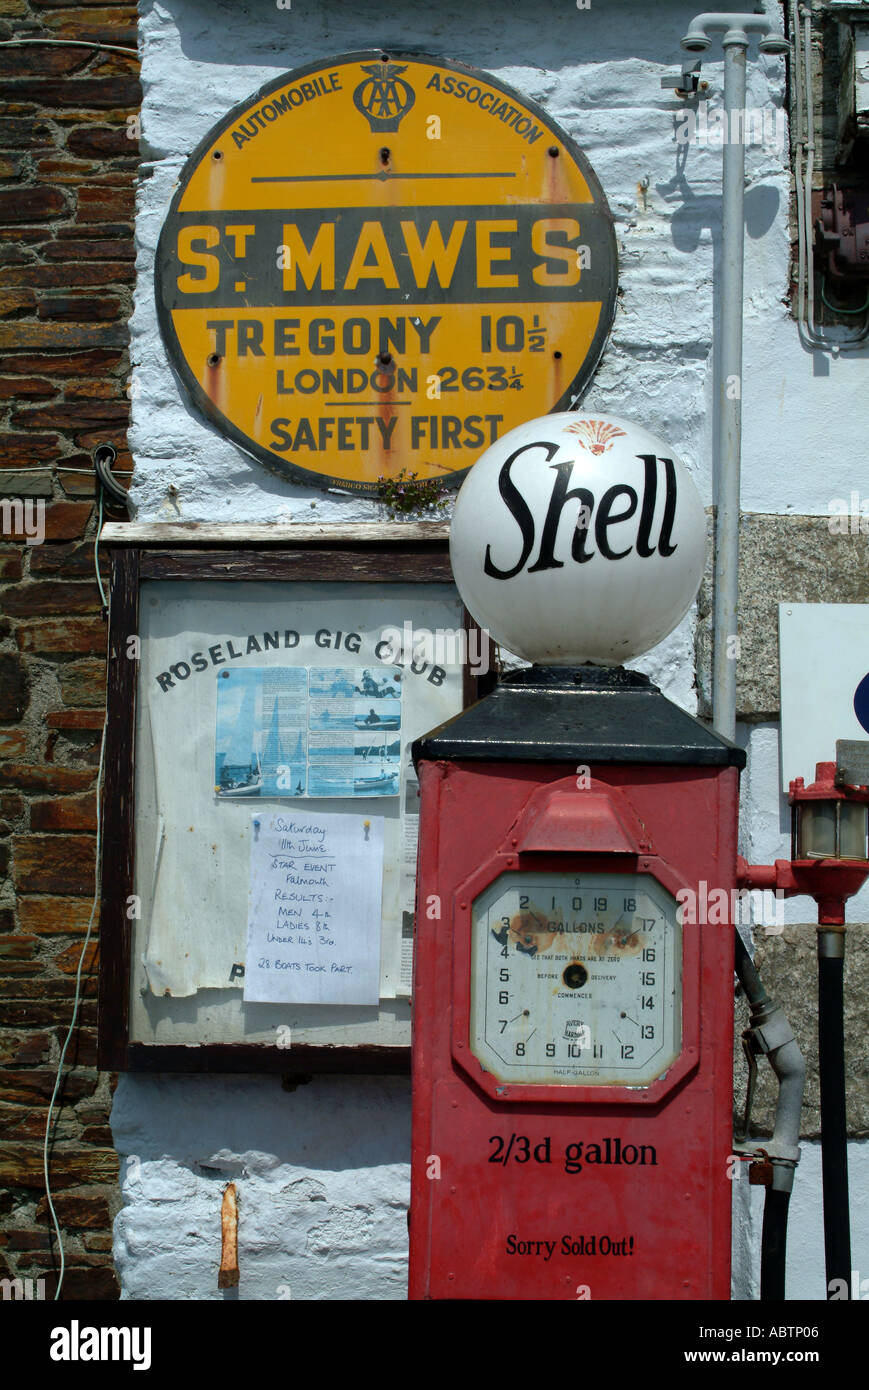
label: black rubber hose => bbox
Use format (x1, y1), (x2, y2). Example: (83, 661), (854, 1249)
(819, 950), (851, 1298)
(760, 1188), (790, 1300)
(735, 930), (794, 1302)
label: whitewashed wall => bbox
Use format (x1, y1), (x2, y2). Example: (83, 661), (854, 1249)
(114, 0), (868, 1300)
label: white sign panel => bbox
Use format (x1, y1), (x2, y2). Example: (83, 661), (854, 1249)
(245, 810), (384, 1005)
(779, 603), (869, 791)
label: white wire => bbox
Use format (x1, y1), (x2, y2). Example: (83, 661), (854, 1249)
(65, 467), (134, 475)
(0, 466), (135, 475)
(0, 38), (138, 58)
(42, 502), (109, 1300)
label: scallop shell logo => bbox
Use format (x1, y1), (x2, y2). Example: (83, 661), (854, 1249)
(564, 419), (626, 455)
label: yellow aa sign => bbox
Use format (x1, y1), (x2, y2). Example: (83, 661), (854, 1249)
(156, 52), (617, 495)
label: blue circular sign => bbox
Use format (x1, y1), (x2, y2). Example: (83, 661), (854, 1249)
(854, 671), (869, 735)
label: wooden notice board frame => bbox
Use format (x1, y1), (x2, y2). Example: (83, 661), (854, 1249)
(98, 524), (493, 1073)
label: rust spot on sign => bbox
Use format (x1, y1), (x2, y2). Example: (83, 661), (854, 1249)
(506, 901), (563, 956)
(589, 927), (644, 957)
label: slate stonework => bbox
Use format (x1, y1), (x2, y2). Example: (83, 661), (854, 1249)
(0, 0), (139, 1300)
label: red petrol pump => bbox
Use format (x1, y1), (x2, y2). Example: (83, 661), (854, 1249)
(408, 413), (746, 1300)
(409, 667), (744, 1300)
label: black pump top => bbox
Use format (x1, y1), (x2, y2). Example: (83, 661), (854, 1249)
(412, 665), (746, 768)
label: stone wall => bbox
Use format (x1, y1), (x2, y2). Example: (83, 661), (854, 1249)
(0, 0), (140, 1298)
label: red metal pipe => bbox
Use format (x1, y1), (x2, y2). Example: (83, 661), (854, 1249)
(736, 856), (868, 924)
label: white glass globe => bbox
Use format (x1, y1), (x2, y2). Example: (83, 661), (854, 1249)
(449, 412), (706, 666)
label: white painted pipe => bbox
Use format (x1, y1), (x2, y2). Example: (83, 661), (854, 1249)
(680, 14), (787, 740)
(713, 38), (747, 744)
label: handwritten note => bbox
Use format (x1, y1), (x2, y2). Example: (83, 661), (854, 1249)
(244, 811), (384, 1004)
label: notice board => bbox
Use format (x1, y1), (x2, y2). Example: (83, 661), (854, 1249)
(98, 528), (488, 1071)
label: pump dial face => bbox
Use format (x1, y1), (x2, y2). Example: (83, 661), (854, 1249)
(469, 871), (681, 1086)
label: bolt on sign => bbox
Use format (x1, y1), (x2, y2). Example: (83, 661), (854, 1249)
(156, 52), (618, 495)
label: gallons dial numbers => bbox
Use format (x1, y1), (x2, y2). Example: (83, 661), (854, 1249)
(469, 871), (682, 1086)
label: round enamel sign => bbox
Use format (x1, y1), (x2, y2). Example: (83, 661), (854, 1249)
(155, 51), (617, 494)
(449, 413), (707, 665)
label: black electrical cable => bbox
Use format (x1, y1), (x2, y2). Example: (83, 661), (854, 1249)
(93, 443), (128, 506)
(735, 930), (792, 1302)
(818, 946), (850, 1298)
(760, 1188), (790, 1301)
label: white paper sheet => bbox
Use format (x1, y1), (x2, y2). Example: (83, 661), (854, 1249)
(244, 809), (384, 1004)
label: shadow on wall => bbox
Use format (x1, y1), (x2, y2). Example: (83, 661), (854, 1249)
(658, 130), (781, 252)
(111, 1071), (411, 1171)
(667, 184), (781, 250)
(141, 0), (687, 70)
